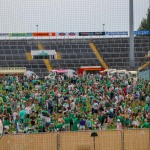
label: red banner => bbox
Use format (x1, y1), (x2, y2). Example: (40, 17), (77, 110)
(33, 32), (50, 36)
(51, 32), (56, 36)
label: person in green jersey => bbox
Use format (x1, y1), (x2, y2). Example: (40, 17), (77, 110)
(15, 115), (22, 133)
(38, 121), (44, 132)
(141, 120), (150, 128)
(19, 108), (27, 123)
(3, 116), (10, 132)
(63, 113), (70, 131)
(56, 121), (63, 131)
(0, 103), (4, 114)
(23, 115), (30, 131)
(0, 97), (4, 104)
(72, 116), (79, 131)
(6, 103), (12, 115)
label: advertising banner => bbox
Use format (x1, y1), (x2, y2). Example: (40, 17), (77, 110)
(0, 33), (9, 36)
(94, 32), (105, 35)
(79, 32), (105, 36)
(58, 32), (66, 36)
(33, 32), (50, 36)
(51, 32), (56, 36)
(26, 33), (33, 36)
(68, 32), (76, 36)
(9, 33), (33, 37)
(79, 32), (94, 36)
(134, 30), (150, 35)
(105, 32), (128, 35)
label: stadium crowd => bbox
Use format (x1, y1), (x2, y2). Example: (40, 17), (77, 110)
(0, 73), (150, 134)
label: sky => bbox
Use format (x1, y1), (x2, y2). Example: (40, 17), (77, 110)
(0, 0), (149, 33)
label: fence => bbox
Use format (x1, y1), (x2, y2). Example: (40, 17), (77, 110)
(0, 129), (149, 150)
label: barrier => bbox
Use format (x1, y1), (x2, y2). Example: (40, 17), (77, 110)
(0, 133), (57, 150)
(0, 67), (26, 74)
(59, 132), (94, 150)
(0, 129), (149, 150)
(96, 130), (122, 150)
(124, 129), (149, 150)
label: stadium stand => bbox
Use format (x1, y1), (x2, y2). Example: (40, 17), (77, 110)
(0, 40), (48, 77)
(47, 39), (101, 70)
(93, 36), (150, 69)
(0, 36), (149, 78)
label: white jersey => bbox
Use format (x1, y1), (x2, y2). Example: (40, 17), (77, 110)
(0, 119), (3, 136)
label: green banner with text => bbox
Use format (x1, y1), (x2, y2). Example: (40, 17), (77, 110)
(9, 33), (33, 37)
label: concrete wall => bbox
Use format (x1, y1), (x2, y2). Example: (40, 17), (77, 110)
(0, 129), (149, 150)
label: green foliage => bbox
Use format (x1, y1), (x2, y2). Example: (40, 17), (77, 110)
(138, 8), (150, 30)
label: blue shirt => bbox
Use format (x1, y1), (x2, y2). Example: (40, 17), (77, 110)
(80, 119), (86, 126)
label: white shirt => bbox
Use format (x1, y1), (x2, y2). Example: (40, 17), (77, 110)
(68, 84), (74, 91)
(115, 95), (119, 102)
(0, 119), (3, 134)
(61, 76), (64, 80)
(31, 103), (35, 111)
(125, 80), (128, 85)
(117, 122), (122, 130)
(25, 106), (31, 114)
(119, 94), (124, 101)
(70, 101), (75, 110)
(127, 108), (132, 114)
(45, 117), (51, 123)
(93, 102), (98, 110)
(146, 96), (150, 103)
(13, 112), (18, 120)
(38, 113), (43, 118)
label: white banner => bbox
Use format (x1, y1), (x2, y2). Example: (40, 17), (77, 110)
(31, 50), (56, 56)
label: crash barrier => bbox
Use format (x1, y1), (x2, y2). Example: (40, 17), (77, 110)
(0, 67), (26, 74)
(0, 129), (149, 150)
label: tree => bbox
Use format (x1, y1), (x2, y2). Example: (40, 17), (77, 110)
(138, 8), (150, 30)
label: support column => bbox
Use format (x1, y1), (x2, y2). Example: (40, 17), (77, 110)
(129, 0), (135, 68)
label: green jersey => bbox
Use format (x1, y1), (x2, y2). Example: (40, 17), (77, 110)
(141, 122), (150, 128)
(23, 118), (30, 127)
(7, 106), (12, 114)
(4, 119), (10, 126)
(64, 117), (70, 124)
(56, 123), (63, 129)
(72, 118), (79, 131)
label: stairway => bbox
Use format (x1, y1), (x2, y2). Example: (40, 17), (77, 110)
(38, 43), (52, 71)
(56, 52), (61, 60)
(90, 42), (109, 69)
(26, 52), (32, 60)
(138, 61), (150, 71)
(44, 59), (52, 71)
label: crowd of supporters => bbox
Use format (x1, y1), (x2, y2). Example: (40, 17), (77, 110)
(0, 73), (150, 134)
